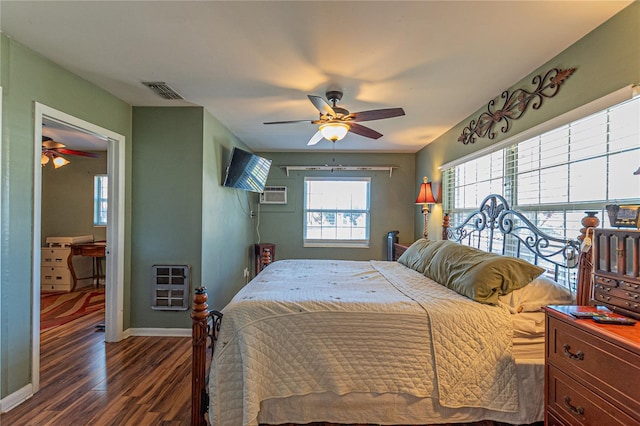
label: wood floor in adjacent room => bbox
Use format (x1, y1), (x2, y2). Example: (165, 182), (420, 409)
(0, 309), (192, 425)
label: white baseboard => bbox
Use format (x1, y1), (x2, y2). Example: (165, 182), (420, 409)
(125, 328), (191, 337)
(0, 383), (33, 413)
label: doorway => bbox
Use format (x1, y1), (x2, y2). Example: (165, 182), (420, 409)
(32, 103), (126, 393)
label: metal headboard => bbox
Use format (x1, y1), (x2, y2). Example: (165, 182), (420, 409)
(443, 194), (581, 285)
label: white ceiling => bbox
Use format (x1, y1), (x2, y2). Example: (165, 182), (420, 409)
(1, 1), (634, 153)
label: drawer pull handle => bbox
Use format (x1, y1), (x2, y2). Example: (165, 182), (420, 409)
(626, 292), (639, 299)
(563, 396), (585, 416)
(562, 344), (584, 360)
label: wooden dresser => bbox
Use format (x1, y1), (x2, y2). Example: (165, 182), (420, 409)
(544, 305), (640, 425)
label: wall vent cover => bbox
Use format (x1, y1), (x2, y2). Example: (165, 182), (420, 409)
(142, 81), (184, 100)
(151, 264), (190, 310)
(260, 186), (287, 204)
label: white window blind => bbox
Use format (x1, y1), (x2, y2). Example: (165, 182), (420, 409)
(443, 96), (640, 288)
(303, 177), (371, 248)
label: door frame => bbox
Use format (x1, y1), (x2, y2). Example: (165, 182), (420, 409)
(32, 102), (126, 392)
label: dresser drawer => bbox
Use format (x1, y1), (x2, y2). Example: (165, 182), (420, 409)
(41, 283), (71, 292)
(41, 247), (70, 267)
(546, 411), (567, 426)
(41, 267), (72, 286)
(547, 316), (640, 419)
(547, 365), (639, 426)
(593, 287), (640, 318)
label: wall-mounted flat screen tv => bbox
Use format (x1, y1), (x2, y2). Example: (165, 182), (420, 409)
(222, 147), (272, 193)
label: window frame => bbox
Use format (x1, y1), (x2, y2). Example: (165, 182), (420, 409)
(93, 174), (108, 227)
(303, 176), (371, 248)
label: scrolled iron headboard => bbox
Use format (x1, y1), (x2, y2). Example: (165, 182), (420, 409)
(443, 194), (581, 283)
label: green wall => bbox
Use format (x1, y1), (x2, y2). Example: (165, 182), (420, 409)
(131, 107), (204, 328)
(255, 152), (416, 262)
(0, 36), (132, 398)
(130, 106), (257, 320)
(41, 152), (108, 245)
(415, 2), (640, 240)
(202, 112), (257, 311)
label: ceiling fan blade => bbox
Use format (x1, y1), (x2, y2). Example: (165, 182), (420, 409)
(263, 119), (313, 125)
(307, 130), (324, 146)
(56, 148), (100, 158)
(349, 108), (405, 122)
(349, 123), (383, 139)
(42, 139), (66, 150)
(308, 95), (336, 117)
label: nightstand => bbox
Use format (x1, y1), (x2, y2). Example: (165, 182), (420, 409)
(544, 305), (640, 425)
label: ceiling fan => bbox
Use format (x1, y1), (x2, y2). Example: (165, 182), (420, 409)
(41, 136), (99, 168)
(264, 90), (406, 146)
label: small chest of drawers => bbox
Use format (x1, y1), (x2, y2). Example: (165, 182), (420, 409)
(544, 305), (640, 425)
(593, 229), (640, 319)
(41, 246), (93, 292)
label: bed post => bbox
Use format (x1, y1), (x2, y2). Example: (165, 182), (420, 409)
(192, 287), (210, 426)
(442, 213), (450, 240)
(576, 212), (599, 305)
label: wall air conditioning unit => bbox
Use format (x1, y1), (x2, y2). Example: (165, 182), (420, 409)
(260, 186), (287, 204)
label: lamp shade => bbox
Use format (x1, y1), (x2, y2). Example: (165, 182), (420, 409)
(415, 177), (437, 204)
(319, 122), (350, 142)
(52, 155), (70, 169)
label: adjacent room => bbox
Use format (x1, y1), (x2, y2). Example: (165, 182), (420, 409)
(0, 1), (638, 425)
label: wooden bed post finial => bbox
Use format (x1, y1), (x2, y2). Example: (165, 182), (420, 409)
(442, 213), (450, 240)
(192, 287), (209, 426)
(579, 211), (599, 242)
(576, 212), (599, 306)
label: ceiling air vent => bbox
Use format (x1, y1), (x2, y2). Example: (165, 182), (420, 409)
(142, 81), (184, 100)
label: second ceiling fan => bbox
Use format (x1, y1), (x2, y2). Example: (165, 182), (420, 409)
(264, 90), (405, 146)
(41, 136), (100, 168)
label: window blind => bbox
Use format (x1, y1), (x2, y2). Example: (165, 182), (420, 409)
(443, 96), (640, 289)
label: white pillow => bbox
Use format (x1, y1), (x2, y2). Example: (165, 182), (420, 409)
(498, 275), (574, 314)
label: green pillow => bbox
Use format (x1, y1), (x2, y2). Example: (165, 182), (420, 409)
(397, 239), (447, 273)
(424, 242), (544, 305)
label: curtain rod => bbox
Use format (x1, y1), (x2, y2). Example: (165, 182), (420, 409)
(280, 165), (398, 177)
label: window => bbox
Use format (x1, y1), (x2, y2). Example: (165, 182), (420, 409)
(93, 175), (108, 226)
(443, 96), (640, 289)
(304, 177), (371, 248)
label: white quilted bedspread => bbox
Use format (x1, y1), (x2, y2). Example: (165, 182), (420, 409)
(209, 259), (517, 425)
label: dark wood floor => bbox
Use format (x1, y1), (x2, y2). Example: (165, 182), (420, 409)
(1, 308), (192, 425)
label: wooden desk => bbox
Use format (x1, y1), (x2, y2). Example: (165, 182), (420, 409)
(67, 242), (106, 291)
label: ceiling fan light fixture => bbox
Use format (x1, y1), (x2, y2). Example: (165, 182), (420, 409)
(319, 122), (350, 142)
(52, 155), (70, 169)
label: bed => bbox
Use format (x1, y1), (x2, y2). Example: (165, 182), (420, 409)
(191, 194), (593, 426)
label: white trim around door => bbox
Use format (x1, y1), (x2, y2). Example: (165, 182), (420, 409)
(32, 103), (126, 393)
